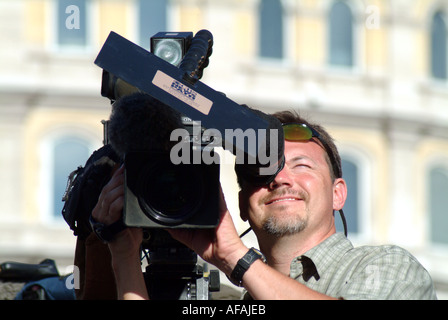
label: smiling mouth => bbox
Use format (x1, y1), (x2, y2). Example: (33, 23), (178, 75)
(265, 197), (301, 205)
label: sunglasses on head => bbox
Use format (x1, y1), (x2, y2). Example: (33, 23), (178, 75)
(282, 123), (341, 179)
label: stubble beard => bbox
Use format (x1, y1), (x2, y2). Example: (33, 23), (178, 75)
(262, 208), (309, 237)
(260, 188), (310, 238)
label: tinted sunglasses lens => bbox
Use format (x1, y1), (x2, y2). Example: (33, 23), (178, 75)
(283, 124), (313, 141)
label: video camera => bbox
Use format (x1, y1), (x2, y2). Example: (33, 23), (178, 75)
(95, 30), (285, 231)
(73, 29), (285, 299)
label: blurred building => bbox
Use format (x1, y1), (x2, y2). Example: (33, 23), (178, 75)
(0, 0), (447, 298)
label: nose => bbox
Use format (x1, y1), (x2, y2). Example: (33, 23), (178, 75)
(268, 166), (293, 190)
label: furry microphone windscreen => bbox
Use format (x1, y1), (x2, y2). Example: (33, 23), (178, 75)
(107, 92), (184, 159)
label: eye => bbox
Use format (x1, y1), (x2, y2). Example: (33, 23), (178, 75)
(291, 161), (311, 169)
(288, 157), (314, 171)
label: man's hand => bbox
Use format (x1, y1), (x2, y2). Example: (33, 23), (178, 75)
(91, 165), (147, 299)
(91, 165), (142, 259)
(168, 187), (248, 276)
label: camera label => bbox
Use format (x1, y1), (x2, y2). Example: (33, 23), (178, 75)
(152, 70), (213, 115)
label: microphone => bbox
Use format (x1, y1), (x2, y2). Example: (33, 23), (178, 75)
(107, 92), (184, 159)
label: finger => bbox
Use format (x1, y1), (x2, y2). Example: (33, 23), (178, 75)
(103, 194), (124, 225)
(101, 165), (125, 195)
(101, 181), (124, 207)
(101, 194), (123, 223)
(92, 169), (125, 223)
(98, 166), (124, 205)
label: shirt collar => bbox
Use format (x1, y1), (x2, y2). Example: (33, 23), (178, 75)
(290, 233), (353, 282)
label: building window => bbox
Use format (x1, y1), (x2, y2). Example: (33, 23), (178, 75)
(430, 11), (447, 80)
(258, 0), (283, 59)
(336, 158), (359, 234)
(429, 166), (448, 245)
(328, 1), (354, 67)
(57, 0), (88, 48)
(138, 0), (167, 49)
(52, 136), (90, 220)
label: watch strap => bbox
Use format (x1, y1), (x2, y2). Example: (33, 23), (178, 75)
(229, 248), (262, 287)
(89, 215), (126, 243)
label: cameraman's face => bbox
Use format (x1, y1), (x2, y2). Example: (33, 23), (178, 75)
(240, 140), (343, 238)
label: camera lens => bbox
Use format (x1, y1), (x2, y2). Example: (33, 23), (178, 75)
(136, 161), (204, 225)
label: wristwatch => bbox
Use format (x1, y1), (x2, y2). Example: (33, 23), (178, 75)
(229, 248), (263, 287)
(89, 215), (126, 243)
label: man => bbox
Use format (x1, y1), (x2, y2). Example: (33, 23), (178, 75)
(92, 110), (437, 300)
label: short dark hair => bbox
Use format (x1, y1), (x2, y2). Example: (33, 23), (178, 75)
(237, 110), (342, 189)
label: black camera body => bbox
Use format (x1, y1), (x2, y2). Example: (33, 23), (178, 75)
(105, 92), (221, 229)
(100, 30), (220, 230)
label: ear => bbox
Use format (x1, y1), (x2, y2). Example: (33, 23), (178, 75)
(238, 190), (249, 222)
(332, 178), (347, 211)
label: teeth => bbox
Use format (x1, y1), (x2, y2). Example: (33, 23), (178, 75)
(271, 198), (296, 203)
